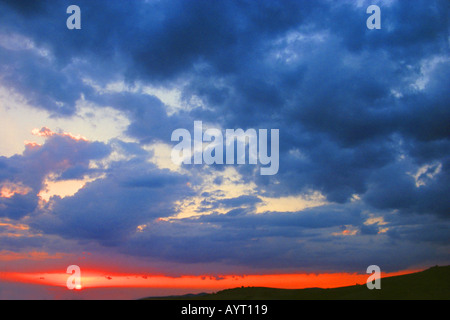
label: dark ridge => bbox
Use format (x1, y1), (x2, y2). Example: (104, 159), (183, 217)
(141, 265), (450, 300)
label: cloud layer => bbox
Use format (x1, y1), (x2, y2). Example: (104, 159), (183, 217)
(0, 0), (448, 274)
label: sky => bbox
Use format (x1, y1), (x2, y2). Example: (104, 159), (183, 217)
(0, 0), (449, 299)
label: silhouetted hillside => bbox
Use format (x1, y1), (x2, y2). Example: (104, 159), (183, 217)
(143, 265), (450, 300)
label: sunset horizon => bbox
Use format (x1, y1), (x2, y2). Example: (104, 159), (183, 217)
(0, 264), (425, 299)
(0, 0), (449, 303)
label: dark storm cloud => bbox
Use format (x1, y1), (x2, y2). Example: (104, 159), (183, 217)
(397, 60), (450, 142)
(364, 159), (450, 217)
(322, 0), (448, 56)
(261, 135), (398, 203)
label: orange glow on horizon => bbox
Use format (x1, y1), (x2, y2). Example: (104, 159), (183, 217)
(0, 269), (419, 291)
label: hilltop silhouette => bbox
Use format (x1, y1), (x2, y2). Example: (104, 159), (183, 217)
(143, 265), (450, 300)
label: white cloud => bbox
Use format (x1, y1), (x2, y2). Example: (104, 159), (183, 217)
(255, 191), (327, 214)
(0, 86), (130, 157)
(411, 162), (442, 187)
